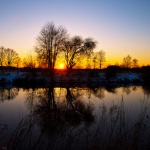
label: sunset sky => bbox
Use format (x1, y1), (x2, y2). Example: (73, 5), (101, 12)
(0, 0), (150, 66)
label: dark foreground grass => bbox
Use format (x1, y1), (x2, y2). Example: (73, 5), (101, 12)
(7, 97), (150, 150)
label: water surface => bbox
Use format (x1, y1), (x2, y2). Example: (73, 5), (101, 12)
(0, 85), (150, 149)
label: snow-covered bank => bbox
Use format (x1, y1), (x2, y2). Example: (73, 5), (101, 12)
(0, 71), (144, 88)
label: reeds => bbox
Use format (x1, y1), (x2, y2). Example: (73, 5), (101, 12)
(7, 96), (150, 150)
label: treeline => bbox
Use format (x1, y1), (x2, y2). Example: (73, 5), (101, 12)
(1, 64), (150, 74)
(0, 45), (142, 71)
(0, 22), (149, 73)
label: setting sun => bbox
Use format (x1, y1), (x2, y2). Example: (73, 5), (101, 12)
(59, 63), (65, 69)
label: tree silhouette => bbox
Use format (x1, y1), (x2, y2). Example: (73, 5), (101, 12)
(132, 58), (139, 68)
(93, 56), (97, 69)
(5, 48), (19, 67)
(23, 53), (36, 76)
(0, 46), (6, 67)
(23, 53), (36, 69)
(62, 36), (96, 70)
(122, 55), (132, 68)
(94, 50), (106, 69)
(35, 22), (67, 76)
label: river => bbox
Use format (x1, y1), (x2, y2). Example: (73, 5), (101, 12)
(0, 85), (150, 149)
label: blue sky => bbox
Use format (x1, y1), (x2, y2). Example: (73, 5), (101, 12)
(0, 0), (150, 65)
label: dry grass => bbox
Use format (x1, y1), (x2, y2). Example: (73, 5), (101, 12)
(7, 96), (150, 150)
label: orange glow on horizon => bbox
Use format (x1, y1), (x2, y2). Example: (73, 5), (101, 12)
(18, 54), (150, 68)
(58, 63), (65, 69)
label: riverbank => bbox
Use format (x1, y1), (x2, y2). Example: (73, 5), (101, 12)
(0, 70), (144, 88)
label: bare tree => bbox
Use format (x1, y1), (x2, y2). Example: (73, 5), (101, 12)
(93, 56), (97, 69)
(132, 58), (139, 68)
(23, 53), (36, 77)
(23, 53), (36, 69)
(35, 22), (67, 74)
(0, 46), (6, 67)
(94, 50), (106, 69)
(122, 55), (132, 68)
(5, 48), (20, 67)
(15, 57), (21, 73)
(86, 55), (92, 69)
(63, 36), (96, 70)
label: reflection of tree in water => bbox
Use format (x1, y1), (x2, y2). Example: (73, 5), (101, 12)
(9, 87), (94, 149)
(90, 87), (105, 99)
(24, 88), (41, 111)
(132, 86), (137, 91)
(122, 86), (139, 95)
(33, 87), (94, 127)
(105, 85), (118, 94)
(142, 85), (150, 99)
(0, 88), (19, 102)
(8, 86), (150, 149)
(64, 88), (94, 124)
(33, 88), (61, 137)
(122, 86), (131, 95)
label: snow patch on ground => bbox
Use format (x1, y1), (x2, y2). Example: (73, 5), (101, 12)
(117, 73), (139, 80)
(0, 72), (24, 82)
(0, 71), (143, 84)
